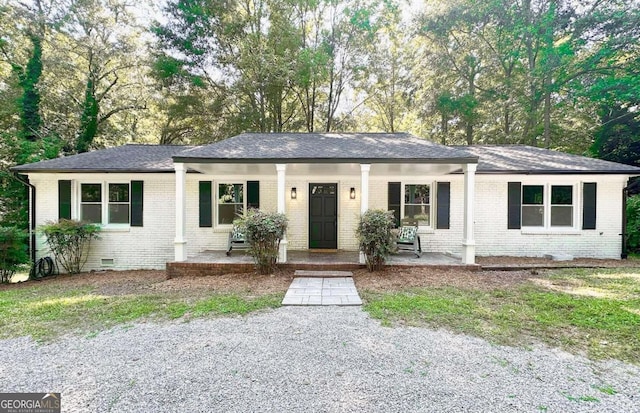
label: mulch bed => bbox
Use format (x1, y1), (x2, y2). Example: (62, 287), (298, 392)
(0, 269), (295, 296)
(477, 256), (639, 268)
(2, 256), (638, 295)
(353, 267), (538, 292)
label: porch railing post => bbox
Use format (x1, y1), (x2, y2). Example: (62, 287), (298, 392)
(462, 163), (477, 264)
(276, 164), (287, 263)
(359, 164), (371, 264)
(174, 162), (187, 261)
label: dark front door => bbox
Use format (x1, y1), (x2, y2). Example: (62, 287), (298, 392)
(309, 183), (337, 249)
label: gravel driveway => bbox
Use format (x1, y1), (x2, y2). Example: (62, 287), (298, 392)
(1, 307), (638, 412)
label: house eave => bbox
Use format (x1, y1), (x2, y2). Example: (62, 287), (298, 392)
(9, 168), (201, 174)
(450, 170), (640, 175)
(172, 156), (480, 164)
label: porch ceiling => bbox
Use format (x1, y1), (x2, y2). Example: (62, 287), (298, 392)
(187, 162), (462, 177)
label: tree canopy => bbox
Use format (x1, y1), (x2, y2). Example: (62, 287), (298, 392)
(1, 0), (639, 227)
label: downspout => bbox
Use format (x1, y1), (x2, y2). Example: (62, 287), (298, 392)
(622, 185), (629, 259)
(11, 173), (36, 264)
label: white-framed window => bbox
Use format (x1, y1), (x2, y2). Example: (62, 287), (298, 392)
(108, 183), (130, 224)
(217, 183), (244, 225)
(80, 183), (102, 224)
(550, 185), (573, 227)
(79, 182), (130, 225)
(522, 184), (575, 229)
(522, 185), (544, 227)
(403, 183), (431, 226)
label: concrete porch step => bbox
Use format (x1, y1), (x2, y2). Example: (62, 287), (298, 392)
(293, 270), (354, 278)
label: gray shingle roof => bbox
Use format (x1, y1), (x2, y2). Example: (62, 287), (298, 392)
(174, 132), (478, 163)
(11, 137), (640, 175)
(456, 145), (640, 174)
(12, 144), (190, 173)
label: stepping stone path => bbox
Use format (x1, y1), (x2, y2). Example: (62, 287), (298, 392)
(282, 270), (362, 306)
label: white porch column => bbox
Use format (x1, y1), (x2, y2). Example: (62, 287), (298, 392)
(174, 162), (187, 262)
(359, 164), (371, 264)
(276, 164), (287, 263)
(462, 163), (477, 265)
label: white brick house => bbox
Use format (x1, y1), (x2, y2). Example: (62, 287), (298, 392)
(12, 133), (640, 271)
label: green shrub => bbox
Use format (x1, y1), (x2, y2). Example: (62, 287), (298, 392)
(236, 209), (288, 275)
(356, 209), (395, 272)
(627, 194), (640, 253)
(0, 227), (29, 283)
(40, 219), (101, 274)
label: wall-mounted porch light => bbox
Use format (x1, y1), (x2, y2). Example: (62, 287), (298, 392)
(350, 187), (356, 199)
(291, 187), (297, 199)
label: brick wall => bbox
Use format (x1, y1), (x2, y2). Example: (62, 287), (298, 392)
(29, 173), (176, 271)
(28, 168), (629, 272)
(473, 175), (626, 259)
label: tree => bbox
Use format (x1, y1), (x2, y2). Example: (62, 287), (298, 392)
(354, 1), (415, 133)
(0, 0), (49, 143)
(54, 0), (150, 153)
(591, 104), (640, 166)
(0, 0), (62, 230)
(0, 0), (155, 229)
(153, 0), (390, 137)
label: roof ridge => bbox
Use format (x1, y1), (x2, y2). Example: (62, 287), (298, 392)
(239, 131), (413, 135)
(122, 143), (191, 147)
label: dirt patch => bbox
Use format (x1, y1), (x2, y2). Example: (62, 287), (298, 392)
(354, 267), (542, 292)
(477, 256), (640, 268)
(1, 269), (294, 296)
(355, 257), (640, 293)
(154, 269), (293, 296)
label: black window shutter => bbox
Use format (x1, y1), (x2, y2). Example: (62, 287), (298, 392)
(508, 182), (522, 229)
(388, 182), (401, 227)
(199, 181), (212, 227)
(58, 180), (71, 220)
(436, 182), (450, 229)
(582, 182), (597, 230)
(131, 181), (144, 227)
(247, 181), (260, 209)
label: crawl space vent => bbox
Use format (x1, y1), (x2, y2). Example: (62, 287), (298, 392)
(100, 258), (115, 267)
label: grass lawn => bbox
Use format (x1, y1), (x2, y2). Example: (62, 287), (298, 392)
(359, 267), (640, 364)
(0, 270), (287, 341)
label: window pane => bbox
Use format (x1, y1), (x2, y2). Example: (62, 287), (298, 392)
(218, 184), (243, 204)
(109, 204), (130, 224)
(109, 184), (129, 202)
(81, 204), (102, 223)
(404, 205), (430, 226)
(551, 186), (572, 205)
(81, 184), (102, 202)
(551, 206), (573, 226)
(218, 204), (243, 225)
(405, 184), (430, 204)
(522, 205), (544, 226)
(522, 185), (543, 205)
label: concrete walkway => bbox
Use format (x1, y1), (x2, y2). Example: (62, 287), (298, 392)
(282, 272), (362, 306)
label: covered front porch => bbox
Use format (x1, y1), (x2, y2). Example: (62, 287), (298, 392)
(172, 161), (478, 265)
(171, 133), (480, 267)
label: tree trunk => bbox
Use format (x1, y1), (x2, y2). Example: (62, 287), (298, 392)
(522, 0), (538, 145)
(76, 76), (99, 153)
(441, 113), (448, 145)
(504, 107), (510, 138)
(543, 87), (551, 148)
(325, 69), (334, 132)
(18, 33), (43, 142)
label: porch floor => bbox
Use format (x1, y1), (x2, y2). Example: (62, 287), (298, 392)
(185, 250), (464, 266)
(167, 250), (477, 278)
